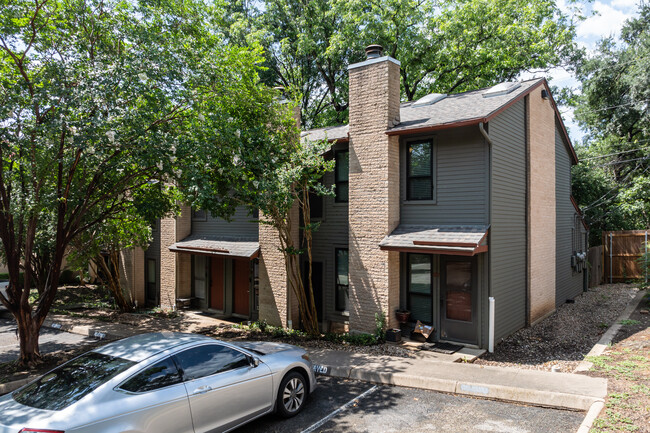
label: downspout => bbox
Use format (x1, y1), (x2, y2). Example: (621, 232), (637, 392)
(479, 122), (495, 353)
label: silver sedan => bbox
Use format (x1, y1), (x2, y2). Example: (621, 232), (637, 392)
(0, 332), (317, 433)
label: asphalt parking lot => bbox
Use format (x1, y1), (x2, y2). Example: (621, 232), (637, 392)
(0, 318), (96, 364)
(234, 376), (584, 433)
(0, 322), (586, 432)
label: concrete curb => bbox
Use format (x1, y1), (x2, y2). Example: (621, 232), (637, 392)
(576, 400), (605, 433)
(318, 365), (599, 411)
(0, 376), (36, 396)
(575, 289), (647, 373)
(42, 318), (126, 341)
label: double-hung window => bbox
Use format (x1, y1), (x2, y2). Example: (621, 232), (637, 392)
(407, 140), (434, 201)
(335, 248), (349, 311)
(335, 150), (349, 203)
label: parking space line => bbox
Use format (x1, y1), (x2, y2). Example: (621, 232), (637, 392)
(300, 385), (379, 433)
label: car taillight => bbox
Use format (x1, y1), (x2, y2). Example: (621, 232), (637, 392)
(19, 429), (65, 433)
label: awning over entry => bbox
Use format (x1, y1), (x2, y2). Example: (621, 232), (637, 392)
(379, 225), (489, 256)
(169, 236), (260, 259)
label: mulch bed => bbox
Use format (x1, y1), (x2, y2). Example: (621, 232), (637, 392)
(475, 284), (641, 372)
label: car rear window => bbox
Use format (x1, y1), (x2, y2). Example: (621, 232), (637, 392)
(13, 352), (135, 411)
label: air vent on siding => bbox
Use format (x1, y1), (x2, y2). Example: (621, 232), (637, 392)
(483, 81), (522, 98)
(412, 93), (447, 107)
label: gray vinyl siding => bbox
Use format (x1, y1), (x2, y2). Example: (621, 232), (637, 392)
(309, 143), (349, 325)
(489, 98), (527, 341)
(191, 206), (259, 240)
(400, 126), (489, 225)
(556, 123), (584, 305)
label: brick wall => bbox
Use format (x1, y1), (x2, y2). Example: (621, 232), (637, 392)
(348, 57), (402, 333)
(258, 204), (300, 327)
(527, 87), (557, 324)
(159, 204), (192, 309)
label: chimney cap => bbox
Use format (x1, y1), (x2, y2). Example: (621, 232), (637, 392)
(365, 44), (384, 59)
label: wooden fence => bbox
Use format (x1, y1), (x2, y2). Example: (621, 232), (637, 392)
(602, 230), (649, 283)
(588, 246), (603, 287)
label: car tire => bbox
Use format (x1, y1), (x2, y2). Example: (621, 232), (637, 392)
(276, 371), (307, 418)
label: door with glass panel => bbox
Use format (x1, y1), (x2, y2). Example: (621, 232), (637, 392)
(193, 255), (209, 310)
(145, 258), (158, 306)
(407, 254), (433, 324)
(440, 256), (478, 344)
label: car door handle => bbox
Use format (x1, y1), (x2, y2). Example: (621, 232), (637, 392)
(192, 385), (212, 395)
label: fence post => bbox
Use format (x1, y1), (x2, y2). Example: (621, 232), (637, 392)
(609, 232), (613, 284)
(645, 231), (648, 284)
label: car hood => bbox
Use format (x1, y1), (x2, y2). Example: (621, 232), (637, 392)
(231, 341), (302, 356)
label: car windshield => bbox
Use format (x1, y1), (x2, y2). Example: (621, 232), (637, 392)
(13, 352), (135, 411)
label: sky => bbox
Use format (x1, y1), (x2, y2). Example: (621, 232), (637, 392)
(520, 0), (643, 145)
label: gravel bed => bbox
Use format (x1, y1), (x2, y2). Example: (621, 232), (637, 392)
(475, 283), (640, 372)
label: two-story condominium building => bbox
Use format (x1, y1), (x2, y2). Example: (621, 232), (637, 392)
(123, 46), (588, 349)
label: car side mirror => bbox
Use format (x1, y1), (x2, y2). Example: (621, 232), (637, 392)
(249, 356), (260, 368)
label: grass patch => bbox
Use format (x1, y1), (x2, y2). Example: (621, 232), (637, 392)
(587, 355), (645, 380)
(618, 319), (641, 326)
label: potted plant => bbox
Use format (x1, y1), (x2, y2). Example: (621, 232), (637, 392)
(395, 308), (411, 324)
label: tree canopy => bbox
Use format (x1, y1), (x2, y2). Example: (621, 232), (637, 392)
(224, 0), (581, 127)
(0, 0), (292, 365)
(571, 5), (650, 244)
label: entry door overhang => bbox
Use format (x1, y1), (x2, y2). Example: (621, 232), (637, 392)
(169, 236), (260, 259)
(379, 225), (489, 256)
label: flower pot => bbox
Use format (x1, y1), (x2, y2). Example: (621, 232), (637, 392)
(385, 328), (401, 343)
(395, 310), (411, 324)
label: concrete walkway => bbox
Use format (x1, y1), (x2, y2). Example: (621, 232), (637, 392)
(308, 348), (606, 411)
(30, 310), (607, 412)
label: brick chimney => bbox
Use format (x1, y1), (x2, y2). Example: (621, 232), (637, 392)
(347, 45), (401, 333)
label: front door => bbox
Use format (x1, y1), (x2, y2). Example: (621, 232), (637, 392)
(145, 258), (158, 306)
(210, 257), (224, 311)
(440, 256), (478, 344)
(233, 259), (250, 316)
(193, 255), (209, 310)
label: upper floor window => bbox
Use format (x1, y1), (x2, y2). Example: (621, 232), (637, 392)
(309, 190), (324, 219)
(407, 140), (434, 201)
(335, 150), (349, 203)
(192, 208), (207, 221)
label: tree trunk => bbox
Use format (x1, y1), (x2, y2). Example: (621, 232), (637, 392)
(16, 309), (41, 367)
(93, 251), (133, 313)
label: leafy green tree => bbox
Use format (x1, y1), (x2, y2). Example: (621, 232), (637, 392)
(0, 0), (278, 366)
(571, 5), (650, 243)
(183, 90), (334, 335)
(242, 0), (580, 127)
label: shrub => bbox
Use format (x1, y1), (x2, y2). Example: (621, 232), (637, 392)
(58, 269), (78, 285)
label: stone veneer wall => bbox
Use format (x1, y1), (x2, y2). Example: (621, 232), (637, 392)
(527, 87), (557, 324)
(348, 57), (401, 333)
(159, 204), (192, 309)
(258, 204), (300, 327)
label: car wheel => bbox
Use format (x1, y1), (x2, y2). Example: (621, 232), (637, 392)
(276, 371), (307, 418)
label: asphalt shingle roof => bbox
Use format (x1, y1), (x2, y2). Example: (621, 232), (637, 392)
(380, 225), (489, 255)
(301, 78), (544, 142)
(169, 235), (259, 258)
